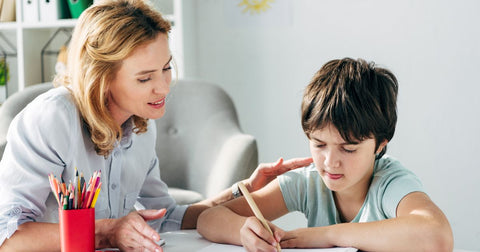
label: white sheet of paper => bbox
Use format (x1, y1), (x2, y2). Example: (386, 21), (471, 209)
(197, 243), (357, 252)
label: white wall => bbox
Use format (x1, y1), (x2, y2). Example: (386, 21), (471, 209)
(180, 0), (480, 250)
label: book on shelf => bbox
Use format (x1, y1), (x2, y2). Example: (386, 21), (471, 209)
(0, 0), (16, 22)
(40, 0), (71, 21)
(23, 0), (39, 22)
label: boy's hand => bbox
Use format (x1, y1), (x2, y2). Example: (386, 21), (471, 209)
(280, 227), (334, 249)
(246, 157), (313, 192)
(240, 216), (285, 252)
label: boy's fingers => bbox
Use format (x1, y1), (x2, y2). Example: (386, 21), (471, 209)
(253, 219), (278, 246)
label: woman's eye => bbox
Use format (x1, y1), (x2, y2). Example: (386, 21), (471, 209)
(163, 66), (172, 72)
(315, 144), (326, 148)
(138, 77), (151, 83)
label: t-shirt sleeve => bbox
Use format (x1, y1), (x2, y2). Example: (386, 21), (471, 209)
(374, 159), (424, 218)
(278, 167), (309, 213)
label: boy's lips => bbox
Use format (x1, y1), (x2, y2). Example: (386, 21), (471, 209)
(325, 171), (343, 180)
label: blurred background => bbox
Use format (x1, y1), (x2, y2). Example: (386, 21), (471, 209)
(1, 0), (478, 250)
(177, 0), (480, 250)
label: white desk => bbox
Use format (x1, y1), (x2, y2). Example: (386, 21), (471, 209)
(159, 230), (477, 252)
(160, 230), (212, 252)
(159, 231), (357, 252)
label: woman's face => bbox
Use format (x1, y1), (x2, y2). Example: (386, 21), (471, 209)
(108, 33), (172, 125)
(309, 124), (387, 197)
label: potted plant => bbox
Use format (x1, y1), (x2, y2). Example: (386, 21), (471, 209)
(0, 58), (9, 86)
(0, 58), (9, 102)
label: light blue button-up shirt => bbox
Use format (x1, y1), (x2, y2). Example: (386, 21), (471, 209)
(0, 86), (187, 246)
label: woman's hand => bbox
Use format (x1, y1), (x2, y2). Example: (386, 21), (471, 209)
(240, 216), (285, 252)
(99, 209), (166, 252)
(245, 157), (313, 192)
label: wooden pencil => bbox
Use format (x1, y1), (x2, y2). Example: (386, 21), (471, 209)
(237, 182), (281, 251)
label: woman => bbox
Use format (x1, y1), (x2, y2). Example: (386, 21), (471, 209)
(0, 0), (312, 251)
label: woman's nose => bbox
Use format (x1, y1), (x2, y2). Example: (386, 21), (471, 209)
(153, 77), (170, 94)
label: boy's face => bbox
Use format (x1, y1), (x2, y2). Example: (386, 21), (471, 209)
(309, 124), (386, 196)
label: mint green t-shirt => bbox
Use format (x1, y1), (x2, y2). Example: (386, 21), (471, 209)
(278, 155), (424, 226)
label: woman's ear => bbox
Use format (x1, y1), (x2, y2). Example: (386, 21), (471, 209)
(376, 139), (388, 154)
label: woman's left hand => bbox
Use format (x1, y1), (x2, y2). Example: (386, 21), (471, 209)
(244, 157), (313, 192)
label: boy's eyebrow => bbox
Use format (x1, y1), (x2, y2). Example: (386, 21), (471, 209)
(311, 136), (359, 145)
(135, 55), (173, 76)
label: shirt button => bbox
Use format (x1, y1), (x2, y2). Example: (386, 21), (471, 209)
(13, 207), (21, 215)
(111, 184), (117, 190)
(167, 127), (178, 135)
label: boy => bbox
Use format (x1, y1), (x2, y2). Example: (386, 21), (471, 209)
(197, 58), (453, 252)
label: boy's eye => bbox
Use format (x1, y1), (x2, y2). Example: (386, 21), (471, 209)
(342, 148), (356, 153)
(315, 144), (326, 148)
(163, 66), (172, 72)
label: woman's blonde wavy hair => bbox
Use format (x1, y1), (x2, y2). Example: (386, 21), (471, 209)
(54, 0), (171, 157)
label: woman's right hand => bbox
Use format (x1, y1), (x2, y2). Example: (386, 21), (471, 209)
(244, 157), (313, 193)
(99, 209), (166, 252)
(240, 216), (285, 252)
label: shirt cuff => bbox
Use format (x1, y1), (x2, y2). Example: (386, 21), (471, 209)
(0, 205), (23, 247)
(158, 204), (188, 232)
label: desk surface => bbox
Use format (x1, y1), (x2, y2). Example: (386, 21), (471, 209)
(160, 230), (212, 252)
(99, 230), (477, 252)
(159, 230), (477, 252)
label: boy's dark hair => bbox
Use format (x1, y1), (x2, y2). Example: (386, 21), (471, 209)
(301, 58), (398, 159)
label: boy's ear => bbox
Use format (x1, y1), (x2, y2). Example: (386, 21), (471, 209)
(376, 139), (389, 154)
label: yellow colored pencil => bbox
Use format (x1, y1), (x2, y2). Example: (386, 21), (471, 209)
(90, 186), (101, 208)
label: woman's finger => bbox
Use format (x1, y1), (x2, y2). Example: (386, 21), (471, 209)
(113, 211), (164, 251)
(281, 157), (313, 170)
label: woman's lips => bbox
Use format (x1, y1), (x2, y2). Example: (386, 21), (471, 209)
(148, 98), (165, 108)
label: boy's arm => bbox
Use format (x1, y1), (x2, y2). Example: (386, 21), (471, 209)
(282, 192), (453, 252)
(183, 157), (312, 229)
(197, 179), (289, 246)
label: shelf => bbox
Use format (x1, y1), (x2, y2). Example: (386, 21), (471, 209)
(18, 15), (175, 30)
(0, 22), (18, 30)
(21, 19), (78, 29)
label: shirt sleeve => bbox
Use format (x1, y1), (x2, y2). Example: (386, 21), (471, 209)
(0, 90), (75, 246)
(278, 167), (309, 213)
(135, 121), (187, 232)
(374, 158), (425, 218)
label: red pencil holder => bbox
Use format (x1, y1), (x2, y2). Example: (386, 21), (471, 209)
(59, 208), (95, 252)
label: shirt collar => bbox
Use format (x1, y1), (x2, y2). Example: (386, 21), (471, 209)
(119, 118), (134, 149)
